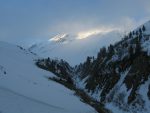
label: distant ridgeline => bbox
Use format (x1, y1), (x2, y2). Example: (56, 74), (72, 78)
(36, 24), (150, 113)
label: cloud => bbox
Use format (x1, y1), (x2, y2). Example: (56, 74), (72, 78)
(112, 16), (150, 35)
(47, 19), (100, 34)
(47, 17), (121, 37)
(47, 17), (141, 38)
(115, 17), (137, 33)
(46, 16), (150, 45)
(0, 0), (150, 47)
(76, 27), (119, 40)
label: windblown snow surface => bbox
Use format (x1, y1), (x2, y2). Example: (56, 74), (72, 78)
(0, 41), (97, 113)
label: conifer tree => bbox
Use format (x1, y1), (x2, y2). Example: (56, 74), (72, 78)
(139, 28), (142, 34)
(128, 45), (134, 59)
(142, 25), (146, 32)
(108, 44), (114, 58)
(135, 40), (141, 55)
(129, 32), (132, 38)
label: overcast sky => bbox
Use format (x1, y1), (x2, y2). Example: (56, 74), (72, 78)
(0, 0), (150, 46)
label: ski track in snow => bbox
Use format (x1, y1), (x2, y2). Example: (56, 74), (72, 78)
(0, 87), (68, 113)
(0, 86), (66, 111)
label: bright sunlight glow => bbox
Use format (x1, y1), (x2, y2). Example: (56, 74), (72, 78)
(49, 34), (67, 42)
(77, 28), (115, 39)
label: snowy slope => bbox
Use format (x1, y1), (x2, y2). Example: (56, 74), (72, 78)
(72, 20), (150, 113)
(29, 30), (122, 66)
(0, 41), (97, 113)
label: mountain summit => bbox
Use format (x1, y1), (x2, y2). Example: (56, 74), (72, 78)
(29, 29), (122, 66)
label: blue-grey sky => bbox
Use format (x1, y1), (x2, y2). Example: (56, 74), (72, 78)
(0, 0), (150, 46)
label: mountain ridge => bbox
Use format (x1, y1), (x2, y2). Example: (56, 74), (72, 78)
(35, 20), (150, 113)
(29, 30), (122, 66)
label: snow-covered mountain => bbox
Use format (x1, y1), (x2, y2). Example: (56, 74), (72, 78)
(74, 20), (150, 113)
(1, 19), (150, 113)
(29, 29), (122, 66)
(35, 20), (150, 113)
(0, 41), (97, 113)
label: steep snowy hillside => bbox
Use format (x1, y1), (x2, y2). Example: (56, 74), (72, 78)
(74, 20), (150, 113)
(29, 30), (122, 66)
(0, 41), (97, 113)
(35, 20), (150, 113)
